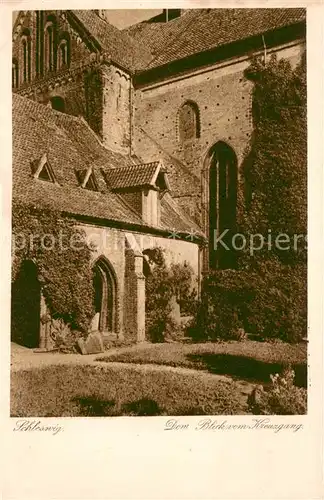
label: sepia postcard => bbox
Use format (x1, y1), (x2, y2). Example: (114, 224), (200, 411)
(1, 2), (323, 499)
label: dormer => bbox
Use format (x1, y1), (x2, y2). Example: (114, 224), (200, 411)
(104, 160), (170, 227)
(76, 166), (99, 191)
(31, 153), (57, 184)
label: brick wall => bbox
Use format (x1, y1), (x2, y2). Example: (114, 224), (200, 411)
(13, 11), (96, 86)
(13, 11), (104, 135)
(133, 41), (305, 224)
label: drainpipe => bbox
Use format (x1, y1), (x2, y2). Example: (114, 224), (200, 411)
(262, 34), (267, 65)
(129, 79), (133, 157)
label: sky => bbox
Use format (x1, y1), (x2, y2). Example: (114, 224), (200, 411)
(102, 9), (161, 28)
(12, 10), (162, 29)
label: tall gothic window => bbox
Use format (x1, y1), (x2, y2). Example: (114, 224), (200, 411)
(12, 59), (19, 89)
(20, 31), (31, 84)
(35, 10), (41, 76)
(208, 142), (238, 270)
(22, 39), (28, 82)
(44, 17), (56, 72)
(19, 29), (32, 85)
(178, 101), (200, 142)
(57, 36), (70, 70)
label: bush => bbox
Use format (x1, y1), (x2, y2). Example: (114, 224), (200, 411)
(192, 264), (306, 343)
(248, 367), (307, 415)
(144, 247), (197, 342)
(190, 54), (306, 344)
(240, 53), (307, 265)
(12, 202), (95, 334)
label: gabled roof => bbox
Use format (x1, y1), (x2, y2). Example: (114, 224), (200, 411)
(103, 161), (168, 190)
(125, 8), (306, 72)
(71, 10), (153, 72)
(13, 94), (204, 239)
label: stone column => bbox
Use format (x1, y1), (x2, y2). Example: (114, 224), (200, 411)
(124, 248), (146, 343)
(134, 254), (146, 342)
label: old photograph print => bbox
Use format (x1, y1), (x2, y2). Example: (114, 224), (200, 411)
(11, 9), (307, 418)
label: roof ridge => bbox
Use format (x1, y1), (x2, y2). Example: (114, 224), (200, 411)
(139, 10), (199, 70)
(72, 9), (153, 72)
(126, 8), (306, 72)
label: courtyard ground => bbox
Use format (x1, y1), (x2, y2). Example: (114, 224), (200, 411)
(10, 340), (307, 417)
(97, 340), (307, 387)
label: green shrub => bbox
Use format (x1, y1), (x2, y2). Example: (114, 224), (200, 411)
(12, 202), (95, 334)
(239, 53), (307, 265)
(192, 264), (306, 343)
(248, 367), (307, 415)
(191, 54), (306, 344)
(144, 247), (197, 342)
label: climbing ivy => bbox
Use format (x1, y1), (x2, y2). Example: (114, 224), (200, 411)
(239, 52), (307, 267)
(200, 53), (307, 343)
(12, 201), (95, 333)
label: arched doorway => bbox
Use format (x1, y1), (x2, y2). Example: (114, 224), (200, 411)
(11, 260), (41, 347)
(92, 257), (117, 333)
(203, 142), (238, 270)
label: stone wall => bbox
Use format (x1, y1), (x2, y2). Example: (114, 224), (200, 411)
(102, 64), (132, 154)
(80, 224), (125, 338)
(135, 232), (201, 293)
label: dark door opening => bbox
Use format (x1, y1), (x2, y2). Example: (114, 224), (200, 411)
(93, 259), (115, 333)
(11, 260), (41, 348)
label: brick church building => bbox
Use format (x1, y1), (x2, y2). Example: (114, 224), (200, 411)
(12, 9), (306, 348)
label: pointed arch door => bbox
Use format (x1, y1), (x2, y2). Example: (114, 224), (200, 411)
(93, 258), (116, 333)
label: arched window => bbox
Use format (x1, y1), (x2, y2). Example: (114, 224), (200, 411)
(92, 257), (117, 333)
(206, 142), (238, 270)
(50, 96), (66, 113)
(35, 10), (42, 76)
(20, 30), (31, 84)
(178, 101), (200, 142)
(57, 35), (70, 70)
(44, 17), (56, 72)
(12, 59), (19, 89)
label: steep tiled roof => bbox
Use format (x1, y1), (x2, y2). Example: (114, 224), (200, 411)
(125, 8), (306, 71)
(13, 94), (143, 225)
(160, 193), (200, 236)
(104, 162), (160, 189)
(72, 10), (153, 72)
(13, 94), (204, 238)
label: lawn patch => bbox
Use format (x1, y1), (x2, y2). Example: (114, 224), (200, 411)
(98, 341), (307, 387)
(11, 363), (247, 417)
